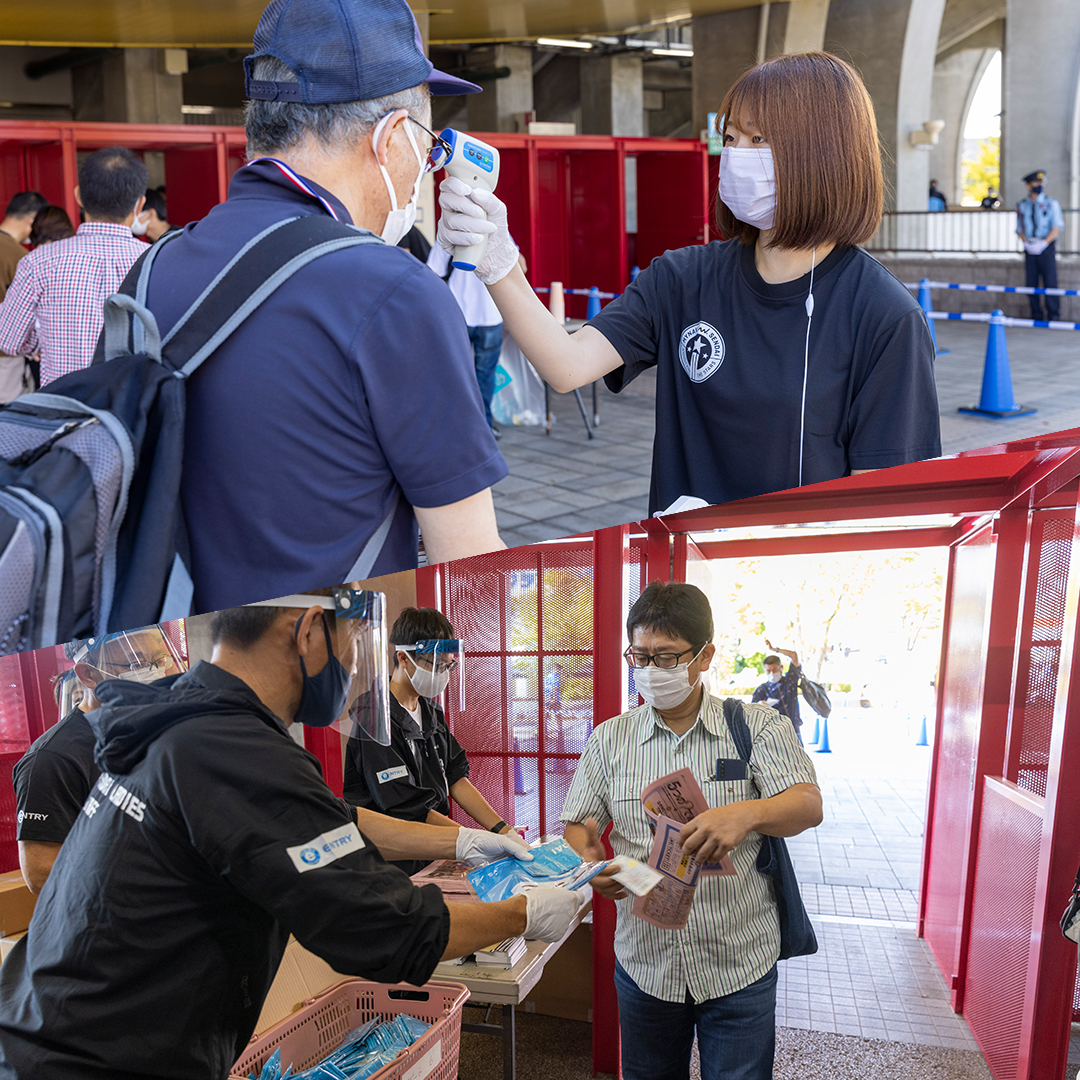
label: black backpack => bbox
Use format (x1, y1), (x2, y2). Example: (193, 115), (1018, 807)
(0, 215), (380, 654)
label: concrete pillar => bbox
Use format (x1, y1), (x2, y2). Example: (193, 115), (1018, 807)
(929, 47), (996, 204)
(1002, 0), (1080, 211)
(783, 0), (831, 53)
(466, 45), (533, 133)
(581, 53), (644, 137)
(72, 49), (183, 124)
(823, 0), (947, 210)
(691, 7), (761, 141)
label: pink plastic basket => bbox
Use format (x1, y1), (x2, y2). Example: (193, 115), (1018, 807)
(230, 978), (469, 1080)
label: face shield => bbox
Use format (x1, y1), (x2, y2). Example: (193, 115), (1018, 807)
(248, 589), (391, 745)
(397, 638), (464, 711)
(69, 625), (187, 687)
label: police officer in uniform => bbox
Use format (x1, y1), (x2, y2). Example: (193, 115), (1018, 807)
(1016, 169), (1065, 321)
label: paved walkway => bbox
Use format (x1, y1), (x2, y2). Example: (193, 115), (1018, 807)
(491, 319), (1080, 545)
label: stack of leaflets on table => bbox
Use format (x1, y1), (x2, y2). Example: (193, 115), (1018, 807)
(474, 935), (527, 968)
(409, 859), (477, 898)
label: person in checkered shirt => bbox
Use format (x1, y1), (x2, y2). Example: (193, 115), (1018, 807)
(0, 147), (148, 385)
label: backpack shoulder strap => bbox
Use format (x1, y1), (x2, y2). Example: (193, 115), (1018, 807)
(722, 697), (754, 763)
(163, 215), (382, 379)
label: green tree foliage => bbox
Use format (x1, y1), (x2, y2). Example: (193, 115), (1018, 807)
(963, 135), (1000, 205)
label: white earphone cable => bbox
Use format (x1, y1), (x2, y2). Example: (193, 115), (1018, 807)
(798, 247), (817, 488)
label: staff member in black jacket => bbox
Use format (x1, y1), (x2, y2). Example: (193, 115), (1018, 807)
(0, 592), (582, 1080)
(344, 608), (524, 873)
(13, 627), (186, 893)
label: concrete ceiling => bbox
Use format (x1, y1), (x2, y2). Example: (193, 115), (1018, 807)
(0, 0), (768, 48)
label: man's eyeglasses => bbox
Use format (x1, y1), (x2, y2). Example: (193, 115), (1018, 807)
(623, 646), (702, 669)
(95, 653), (173, 675)
(405, 115), (453, 175)
(414, 654), (460, 675)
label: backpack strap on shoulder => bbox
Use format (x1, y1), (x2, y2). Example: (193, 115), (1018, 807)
(722, 697), (754, 763)
(161, 216), (382, 379)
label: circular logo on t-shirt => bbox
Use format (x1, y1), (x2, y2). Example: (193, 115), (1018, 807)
(16, 811), (23, 824)
(679, 322), (725, 383)
(300, 847), (321, 865)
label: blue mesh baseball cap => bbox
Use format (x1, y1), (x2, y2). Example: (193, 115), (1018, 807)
(244, 0), (481, 103)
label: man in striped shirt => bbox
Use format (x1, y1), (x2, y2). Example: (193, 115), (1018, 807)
(0, 147), (147, 385)
(562, 581), (822, 1080)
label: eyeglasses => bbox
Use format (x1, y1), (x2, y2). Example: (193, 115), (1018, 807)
(95, 652), (173, 676)
(413, 653), (459, 675)
(623, 645), (702, 669)
(405, 114), (453, 175)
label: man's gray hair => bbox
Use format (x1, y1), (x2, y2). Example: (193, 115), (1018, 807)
(245, 56), (430, 159)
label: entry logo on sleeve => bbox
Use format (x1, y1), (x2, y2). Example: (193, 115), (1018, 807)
(378, 765), (410, 784)
(679, 322), (725, 383)
(286, 822), (365, 873)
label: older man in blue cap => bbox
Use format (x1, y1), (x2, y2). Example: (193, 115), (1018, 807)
(124, 0), (507, 614)
(1016, 169), (1065, 321)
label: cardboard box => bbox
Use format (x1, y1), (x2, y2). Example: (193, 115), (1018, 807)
(0, 872), (37, 937)
(521, 922), (593, 1022)
(255, 939), (348, 1035)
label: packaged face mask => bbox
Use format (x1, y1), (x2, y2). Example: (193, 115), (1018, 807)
(519, 838), (584, 878)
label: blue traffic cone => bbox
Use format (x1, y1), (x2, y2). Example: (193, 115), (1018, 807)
(809, 715), (820, 745)
(630, 265), (640, 283)
(586, 286), (602, 321)
(918, 278), (949, 355)
(958, 310), (1036, 418)
(814, 714), (831, 753)
(916, 715), (929, 747)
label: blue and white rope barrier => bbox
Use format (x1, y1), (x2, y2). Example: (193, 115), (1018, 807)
(906, 280), (1080, 298)
(928, 310), (1080, 330)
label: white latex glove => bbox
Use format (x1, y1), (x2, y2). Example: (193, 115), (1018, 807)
(523, 886), (587, 942)
(455, 827), (535, 867)
(1023, 238), (1048, 255)
(436, 175), (520, 285)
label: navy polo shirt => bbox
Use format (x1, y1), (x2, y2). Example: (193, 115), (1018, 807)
(592, 240), (940, 514)
(144, 160), (506, 611)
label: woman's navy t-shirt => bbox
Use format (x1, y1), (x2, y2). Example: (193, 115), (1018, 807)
(591, 240), (940, 514)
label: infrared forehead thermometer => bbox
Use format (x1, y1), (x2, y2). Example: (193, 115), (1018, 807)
(430, 129), (501, 271)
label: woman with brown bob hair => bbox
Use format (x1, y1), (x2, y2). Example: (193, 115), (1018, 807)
(438, 52), (940, 512)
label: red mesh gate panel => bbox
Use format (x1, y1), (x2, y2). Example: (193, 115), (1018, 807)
(1010, 512), (1072, 798)
(963, 781), (1044, 1080)
(923, 527), (995, 987)
(438, 539), (648, 839)
(440, 543), (595, 839)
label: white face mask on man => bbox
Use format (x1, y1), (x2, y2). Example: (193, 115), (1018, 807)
(130, 206), (150, 237)
(404, 655), (451, 699)
(633, 647), (706, 711)
(718, 146), (776, 230)
(372, 112), (424, 246)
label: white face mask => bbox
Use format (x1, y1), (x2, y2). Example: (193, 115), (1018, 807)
(130, 206), (150, 237)
(766, 671), (782, 684)
(373, 112), (424, 246)
(405, 655), (450, 699)
(718, 147), (776, 230)
(633, 647), (705, 711)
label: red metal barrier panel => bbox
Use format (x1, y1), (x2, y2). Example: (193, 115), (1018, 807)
(922, 526), (995, 997)
(632, 144), (709, 267)
(438, 542), (596, 839)
(1007, 510), (1073, 797)
(963, 780), (1044, 1080)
